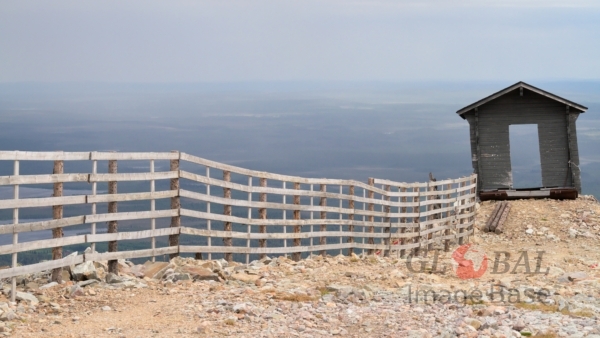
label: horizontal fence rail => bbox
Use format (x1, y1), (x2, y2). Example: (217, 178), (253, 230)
(0, 151), (477, 298)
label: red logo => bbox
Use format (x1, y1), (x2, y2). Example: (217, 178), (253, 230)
(452, 244), (488, 279)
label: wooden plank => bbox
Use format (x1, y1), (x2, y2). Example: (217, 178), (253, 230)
(89, 171), (177, 182)
(90, 152), (179, 160)
(87, 190), (177, 203)
(180, 156), (388, 194)
(0, 253), (84, 279)
(374, 175), (475, 187)
(180, 171), (401, 204)
(85, 209), (178, 223)
(347, 185), (355, 255)
(90, 159), (98, 253)
(0, 216), (85, 235)
(168, 152), (180, 260)
(87, 227), (180, 243)
(245, 176), (252, 264)
(319, 184), (326, 256)
(149, 159), (156, 262)
(0, 235), (87, 255)
(484, 202), (504, 232)
(367, 178), (375, 255)
(259, 178), (267, 259)
(179, 242), (358, 255)
(107, 159), (118, 274)
(0, 195), (86, 209)
(494, 203), (511, 234)
(11, 160), (19, 302)
(0, 151), (90, 161)
(399, 186), (407, 258)
(84, 246), (178, 262)
(51, 160), (64, 282)
(223, 170), (232, 262)
(181, 239), (424, 255)
(179, 208), (398, 228)
(292, 182), (301, 261)
(179, 189), (391, 218)
(0, 173), (89, 186)
(180, 227), (395, 240)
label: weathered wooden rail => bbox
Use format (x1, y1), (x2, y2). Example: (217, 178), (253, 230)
(0, 151), (477, 301)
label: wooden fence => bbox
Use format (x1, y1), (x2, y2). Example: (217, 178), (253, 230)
(0, 151), (477, 299)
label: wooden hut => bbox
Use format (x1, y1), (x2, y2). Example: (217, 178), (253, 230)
(457, 81), (588, 200)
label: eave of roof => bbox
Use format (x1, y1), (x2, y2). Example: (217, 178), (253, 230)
(456, 81), (589, 119)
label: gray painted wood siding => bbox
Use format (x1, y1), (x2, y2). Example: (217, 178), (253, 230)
(464, 88), (582, 192)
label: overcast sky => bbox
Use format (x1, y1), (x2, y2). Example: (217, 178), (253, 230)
(1, 0), (599, 83)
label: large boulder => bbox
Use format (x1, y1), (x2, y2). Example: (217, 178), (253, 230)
(179, 266), (220, 282)
(15, 292), (39, 304)
(71, 261), (98, 281)
(142, 262), (170, 279)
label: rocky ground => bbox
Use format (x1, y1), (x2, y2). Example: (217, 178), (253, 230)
(1, 196), (600, 337)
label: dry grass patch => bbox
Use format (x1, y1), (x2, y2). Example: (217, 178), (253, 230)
(272, 292), (316, 302)
(514, 302), (557, 313)
(514, 303), (596, 319)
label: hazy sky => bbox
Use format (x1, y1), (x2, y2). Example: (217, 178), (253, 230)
(1, 0), (599, 83)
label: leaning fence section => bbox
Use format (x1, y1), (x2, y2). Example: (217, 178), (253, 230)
(0, 150), (477, 300)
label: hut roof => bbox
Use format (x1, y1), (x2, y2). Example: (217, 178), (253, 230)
(456, 81), (588, 119)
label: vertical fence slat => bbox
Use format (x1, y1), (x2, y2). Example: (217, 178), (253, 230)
(458, 180), (466, 245)
(339, 185), (343, 255)
(107, 159), (118, 273)
(169, 152), (181, 259)
(412, 185), (421, 256)
(469, 176), (477, 242)
(362, 188), (366, 256)
(399, 186), (407, 258)
(347, 185), (355, 256)
(247, 176), (252, 264)
(292, 182), (301, 261)
(91, 157), (97, 253)
(206, 167), (212, 261)
(282, 182), (287, 258)
(383, 184), (391, 257)
(259, 178), (267, 259)
(310, 184), (314, 256)
(150, 160), (156, 262)
(11, 160), (19, 302)
(444, 183), (452, 252)
(51, 160), (64, 282)
(223, 170), (232, 262)
(319, 184), (326, 256)
(367, 178), (375, 255)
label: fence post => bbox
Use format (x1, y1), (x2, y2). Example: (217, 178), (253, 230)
(259, 178), (267, 259)
(223, 170), (232, 262)
(458, 180), (466, 245)
(206, 167), (212, 261)
(412, 185), (421, 257)
(150, 160), (157, 262)
(169, 151), (181, 260)
(11, 160), (19, 302)
(444, 183), (452, 252)
(347, 185), (355, 256)
(399, 186), (407, 258)
(90, 154), (97, 253)
(383, 185), (391, 257)
(319, 184), (327, 256)
(246, 176), (252, 264)
(51, 160), (64, 282)
(107, 159), (118, 273)
(468, 176), (477, 242)
(292, 182), (301, 261)
(367, 178), (375, 255)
